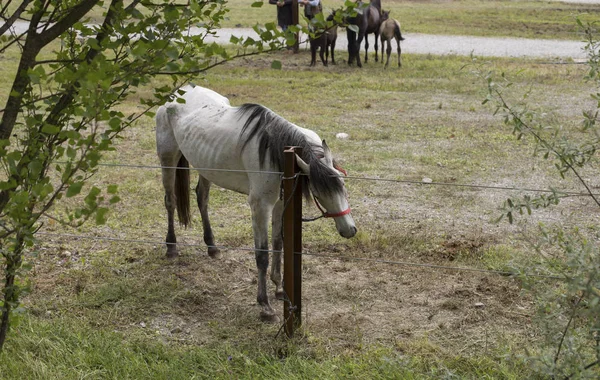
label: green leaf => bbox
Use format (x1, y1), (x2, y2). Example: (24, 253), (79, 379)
(109, 117), (121, 131)
(42, 125), (61, 135)
(28, 160), (43, 177)
(96, 207), (109, 225)
(66, 182), (83, 197)
(271, 60), (282, 70)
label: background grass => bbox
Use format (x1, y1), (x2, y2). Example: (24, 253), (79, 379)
(225, 0), (600, 40)
(1, 1), (600, 378)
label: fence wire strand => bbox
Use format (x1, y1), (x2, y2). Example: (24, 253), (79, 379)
(88, 161), (600, 197)
(35, 231), (563, 281)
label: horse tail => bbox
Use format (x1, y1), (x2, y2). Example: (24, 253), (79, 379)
(394, 21), (405, 41)
(175, 155), (191, 227)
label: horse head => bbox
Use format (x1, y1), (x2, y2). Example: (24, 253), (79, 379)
(295, 140), (357, 239)
(381, 10), (390, 22)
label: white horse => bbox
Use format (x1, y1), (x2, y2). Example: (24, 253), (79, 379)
(155, 85), (357, 322)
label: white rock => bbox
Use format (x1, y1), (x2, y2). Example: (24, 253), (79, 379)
(336, 133), (349, 140)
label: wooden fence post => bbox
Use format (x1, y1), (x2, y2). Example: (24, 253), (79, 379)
(283, 146), (302, 337)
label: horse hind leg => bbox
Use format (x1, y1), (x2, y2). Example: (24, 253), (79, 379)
(380, 35), (385, 65)
(397, 38), (402, 67)
(159, 153), (187, 258)
(157, 106), (191, 258)
(195, 176), (220, 258)
(374, 31), (380, 62)
(320, 38), (327, 66)
(385, 40), (392, 68)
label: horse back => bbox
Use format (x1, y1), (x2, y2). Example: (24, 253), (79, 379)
(380, 18), (404, 41)
(365, 6), (381, 34)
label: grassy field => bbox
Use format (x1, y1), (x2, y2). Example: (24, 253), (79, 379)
(225, 0), (600, 40)
(1, 48), (598, 377)
(1, 2), (600, 379)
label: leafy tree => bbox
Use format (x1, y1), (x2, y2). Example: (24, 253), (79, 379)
(0, 0), (299, 351)
(478, 18), (600, 378)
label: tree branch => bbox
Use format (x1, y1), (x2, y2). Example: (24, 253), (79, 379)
(0, 0), (33, 36)
(496, 90), (600, 208)
(35, 0), (99, 47)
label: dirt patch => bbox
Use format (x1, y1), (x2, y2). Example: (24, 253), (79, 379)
(27, 234), (533, 356)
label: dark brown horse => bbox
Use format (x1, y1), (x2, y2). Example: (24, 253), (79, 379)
(309, 13), (338, 67)
(346, 0), (382, 67)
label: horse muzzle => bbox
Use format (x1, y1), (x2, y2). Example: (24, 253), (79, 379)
(340, 225), (357, 239)
(335, 215), (357, 239)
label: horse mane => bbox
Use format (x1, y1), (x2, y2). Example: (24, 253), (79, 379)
(236, 103), (344, 199)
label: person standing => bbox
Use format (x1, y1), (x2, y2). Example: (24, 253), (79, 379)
(269, 0), (294, 31)
(300, 0), (322, 21)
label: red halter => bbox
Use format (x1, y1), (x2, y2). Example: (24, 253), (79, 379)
(313, 196), (352, 218)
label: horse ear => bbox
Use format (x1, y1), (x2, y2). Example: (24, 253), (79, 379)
(295, 154), (310, 174)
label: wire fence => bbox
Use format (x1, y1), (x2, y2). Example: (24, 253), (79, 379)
(35, 159), (591, 282)
(38, 158), (591, 336)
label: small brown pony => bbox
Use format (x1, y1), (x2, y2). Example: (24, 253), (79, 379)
(309, 13), (338, 67)
(379, 10), (404, 68)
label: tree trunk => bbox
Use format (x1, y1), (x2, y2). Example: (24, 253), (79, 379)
(0, 240), (24, 351)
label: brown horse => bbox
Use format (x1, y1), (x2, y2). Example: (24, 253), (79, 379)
(379, 10), (404, 68)
(309, 13), (338, 67)
(346, 0), (382, 67)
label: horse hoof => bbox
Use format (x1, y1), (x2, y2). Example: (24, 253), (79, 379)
(166, 249), (178, 259)
(208, 246), (221, 259)
(260, 311), (280, 323)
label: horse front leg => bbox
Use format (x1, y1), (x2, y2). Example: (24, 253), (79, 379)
(385, 40), (392, 68)
(363, 34), (369, 63)
(195, 176), (220, 258)
(330, 40), (336, 65)
(271, 200), (284, 300)
(250, 197), (278, 323)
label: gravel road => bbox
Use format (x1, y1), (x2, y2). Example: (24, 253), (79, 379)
(207, 28), (589, 60)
